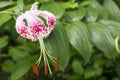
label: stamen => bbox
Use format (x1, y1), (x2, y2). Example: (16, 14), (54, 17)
(32, 63), (39, 76)
(55, 57), (60, 71)
(44, 61), (48, 75)
(45, 50), (56, 63)
(35, 33), (57, 75)
(35, 51), (43, 66)
(45, 56), (52, 75)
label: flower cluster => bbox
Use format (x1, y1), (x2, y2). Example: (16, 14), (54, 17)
(15, 2), (59, 75)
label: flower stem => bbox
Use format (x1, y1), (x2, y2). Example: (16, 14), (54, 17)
(37, 33), (56, 75)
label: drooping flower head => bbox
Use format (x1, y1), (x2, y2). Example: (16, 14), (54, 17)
(15, 2), (59, 75)
(16, 2), (56, 41)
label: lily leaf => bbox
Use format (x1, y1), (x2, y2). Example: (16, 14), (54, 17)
(64, 7), (85, 22)
(104, 0), (120, 22)
(66, 21), (92, 63)
(0, 1), (15, 8)
(99, 20), (120, 38)
(85, 7), (98, 22)
(45, 21), (70, 70)
(87, 22), (117, 59)
(89, 1), (108, 19)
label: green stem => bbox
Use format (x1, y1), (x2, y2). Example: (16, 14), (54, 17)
(45, 50), (56, 63)
(38, 33), (55, 75)
(35, 51), (43, 66)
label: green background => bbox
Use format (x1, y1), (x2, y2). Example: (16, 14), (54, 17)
(0, 0), (120, 80)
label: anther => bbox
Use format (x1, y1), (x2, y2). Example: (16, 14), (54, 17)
(54, 57), (60, 71)
(32, 63), (39, 76)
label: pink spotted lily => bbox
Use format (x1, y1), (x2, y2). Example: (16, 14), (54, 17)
(16, 2), (58, 75)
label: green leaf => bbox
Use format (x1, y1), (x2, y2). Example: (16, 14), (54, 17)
(11, 56), (34, 80)
(104, 0), (120, 22)
(14, 0), (24, 14)
(93, 59), (106, 68)
(116, 63), (120, 77)
(1, 60), (15, 73)
(63, 74), (81, 80)
(64, 7), (85, 22)
(9, 46), (29, 61)
(99, 20), (120, 38)
(89, 1), (108, 19)
(84, 68), (102, 79)
(85, 7), (98, 22)
(40, 2), (65, 19)
(45, 21), (70, 70)
(0, 36), (8, 49)
(87, 22), (116, 59)
(36, 0), (53, 3)
(0, 1), (15, 8)
(0, 14), (12, 27)
(66, 21), (92, 63)
(72, 60), (84, 75)
(0, 53), (9, 58)
(79, 1), (91, 7)
(62, 1), (78, 9)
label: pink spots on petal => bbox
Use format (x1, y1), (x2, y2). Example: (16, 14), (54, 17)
(20, 27), (28, 34)
(32, 34), (39, 41)
(15, 3), (56, 41)
(17, 26), (28, 36)
(31, 25), (41, 33)
(48, 17), (55, 28)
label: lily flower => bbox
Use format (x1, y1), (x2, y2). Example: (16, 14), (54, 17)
(16, 2), (56, 41)
(15, 2), (57, 75)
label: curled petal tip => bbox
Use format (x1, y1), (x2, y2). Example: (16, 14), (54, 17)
(30, 2), (39, 10)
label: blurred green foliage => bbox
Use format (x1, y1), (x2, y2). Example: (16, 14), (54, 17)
(0, 0), (120, 80)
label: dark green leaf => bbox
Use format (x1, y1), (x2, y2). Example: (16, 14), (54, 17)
(116, 63), (120, 77)
(45, 21), (70, 70)
(72, 60), (84, 75)
(1, 60), (15, 73)
(40, 2), (65, 19)
(63, 74), (81, 80)
(0, 53), (9, 58)
(93, 59), (106, 68)
(11, 56), (34, 80)
(84, 68), (102, 79)
(0, 36), (8, 49)
(66, 21), (92, 63)
(9, 46), (29, 61)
